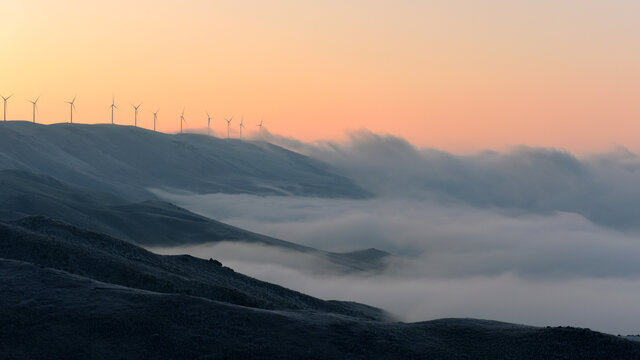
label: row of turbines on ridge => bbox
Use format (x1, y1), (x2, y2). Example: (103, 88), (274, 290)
(0, 93), (265, 138)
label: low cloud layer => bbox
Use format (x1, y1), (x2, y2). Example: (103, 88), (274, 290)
(152, 191), (640, 334)
(153, 192), (640, 280)
(257, 129), (640, 231)
(152, 131), (640, 335)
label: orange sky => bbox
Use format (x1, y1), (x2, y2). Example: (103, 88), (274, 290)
(2, 0), (640, 153)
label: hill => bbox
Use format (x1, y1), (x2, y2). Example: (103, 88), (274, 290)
(0, 169), (388, 272)
(1, 218), (639, 359)
(0, 121), (369, 200)
(0, 216), (385, 318)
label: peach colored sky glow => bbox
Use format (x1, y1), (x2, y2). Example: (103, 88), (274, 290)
(2, 0), (640, 153)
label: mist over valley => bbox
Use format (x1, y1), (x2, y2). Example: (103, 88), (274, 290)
(2, 122), (640, 358)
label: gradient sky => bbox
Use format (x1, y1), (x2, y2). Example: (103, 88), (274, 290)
(2, 0), (640, 153)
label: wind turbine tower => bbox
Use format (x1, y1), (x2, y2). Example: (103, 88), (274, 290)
(131, 103), (142, 127)
(1, 94), (12, 121)
(110, 96), (118, 124)
(66, 96), (76, 124)
(225, 117), (233, 138)
(206, 112), (212, 135)
(257, 119), (264, 133)
(28, 96), (40, 123)
(153, 109), (159, 132)
(239, 117), (245, 139)
(180, 108), (186, 134)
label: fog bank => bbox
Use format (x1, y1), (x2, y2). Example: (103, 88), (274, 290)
(152, 131), (640, 335)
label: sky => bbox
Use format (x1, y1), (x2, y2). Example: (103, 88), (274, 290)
(2, 0), (640, 153)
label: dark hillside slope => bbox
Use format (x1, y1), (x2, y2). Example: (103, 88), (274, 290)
(2, 259), (639, 359)
(0, 169), (126, 234)
(0, 216), (385, 319)
(0, 169), (309, 248)
(0, 121), (369, 199)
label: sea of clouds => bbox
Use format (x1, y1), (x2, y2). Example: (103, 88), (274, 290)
(152, 130), (640, 335)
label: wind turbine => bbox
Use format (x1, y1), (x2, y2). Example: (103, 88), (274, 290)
(257, 119), (264, 132)
(206, 111), (212, 135)
(27, 96), (40, 123)
(110, 96), (118, 124)
(66, 96), (76, 124)
(180, 108), (186, 134)
(225, 116), (233, 138)
(153, 108), (159, 132)
(131, 103), (142, 127)
(1, 94), (12, 121)
(239, 117), (245, 139)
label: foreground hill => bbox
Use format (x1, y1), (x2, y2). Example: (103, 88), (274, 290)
(1, 218), (639, 359)
(0, 170), (388, 272)
(0, 121), (369, 199)
(0, 216), (385, 318)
